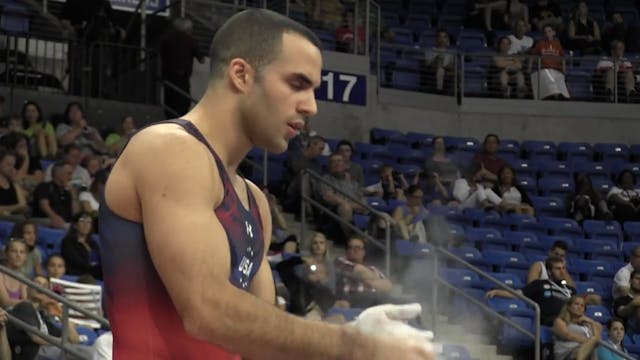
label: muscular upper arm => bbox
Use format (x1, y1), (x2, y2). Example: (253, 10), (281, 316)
(246, 181), (276, 304)
(111, 127), (235, 326)
(526, 262), (542, 284)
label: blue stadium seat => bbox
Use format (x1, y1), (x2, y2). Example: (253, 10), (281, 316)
(530, 196), (566, 217)
(503, 230), (540, 251)
(630, 144), (640, 162)
(439, 268), (484, 289)
(572, 259), (615, 282)
(613, 162), (640, 179)
(466, 227), (505, 250)
(370, 128), (404, 145)
(405, 132), (435, 149)
(594, 143), (630, 168)
(558, 142), (593, 165)
(483, 250), (529, 278)
(624, 222), (640, 242)
(0, 220), (14, 243)
(450, 246), (490, 271)
(575, 281), (605, 298)
(392, 70), (422, 91)
(591, 178), (614, 197)
(404, 14), (432, 38)
(522, 140), (557, 163)
(574, 162), (611, 181)
(566, 71), (593, 100)
(516, 175), (537, 194)
(510, 159), (538, 178)
(388, 27), (415, 45)
(539, 217), (583, 237)
(418, 29), (437, 47)
(622, 241), (640, 259)
(486, 272), (525, 291)
(488, 297), (533, 317)
(500, 314), (535, 348)
(398, 149), (427, 165)
(76, 326), (98, 346)
(37, 227), (66, 257)
(353, 214), (370, 230)
(394, 239), (433, 258)
(538, 161), (574, 180)
(0, 2), (29, 35)
(585, 305), (611, 325)
(538, 176), (575, 197)
(582, 220), (622, 242)
(580, 239), (621, 262)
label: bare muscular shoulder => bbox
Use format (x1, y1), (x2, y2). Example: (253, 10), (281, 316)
(104, 123), (222, 222)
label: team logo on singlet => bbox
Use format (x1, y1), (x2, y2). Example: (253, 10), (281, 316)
(245, 221), (253, 238)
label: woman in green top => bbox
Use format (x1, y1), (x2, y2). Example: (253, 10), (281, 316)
(105, 115), (136, 155)
(21, 101), (57, 159)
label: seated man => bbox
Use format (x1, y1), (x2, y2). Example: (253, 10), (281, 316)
(613, 246), (640, 299)
(363, 165), (409, 201)
(317, 153), (368, 239)
(472, 134), (506, 188)
(31, 161), (79, 229)
(424, 29), (454, 94)
(335, 236), (393, 308)
(596, 40), (638, 102)
(336, 140), (364, 186)
(487, 256), (576, 326)
(613, 270), (640, 336)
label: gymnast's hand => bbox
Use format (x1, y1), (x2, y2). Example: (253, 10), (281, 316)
(350, 303), (439, 359)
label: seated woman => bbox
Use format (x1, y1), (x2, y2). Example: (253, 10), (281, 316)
(567, 1), (602, 55)
(423, 136), (460, 190)
(21, 100), (57, 159)
(392, 185), (429, 243)
(607, 170), (640, 223)
(61, 212), (102, 280)
(0, 132), (43, 195)
(105, 115), (136, 155)
(45, 254), (66, 279)
(553, 295), (601, 360)
(492, 36), (527, 98)
(9, 220), (44, 278)
(529, 24), (570, 99)
(489, 165), (535, 215)
(453, 163), (494, 209)
(596, 318), (629, 360)
(568, 173), (613, 223)
(0, 238), (28, 307)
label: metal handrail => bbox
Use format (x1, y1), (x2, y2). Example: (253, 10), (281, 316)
(300, 168), (391, 275)
(160, 79), (199, 105)
(0, 264), (108, 359)
(434, 247), (541, 360)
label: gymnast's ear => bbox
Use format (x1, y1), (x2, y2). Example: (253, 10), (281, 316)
(227, 58), (256, 94)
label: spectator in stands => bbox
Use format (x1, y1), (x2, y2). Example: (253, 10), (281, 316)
(335, 11), (365, 53)
(493, 36), (528, 98)
(105, 115), (136, 155)
(568, 173), (613, 223)
(301, 232), (342, 319)
(607, 170), (640, 223)
(363, 165), (409, 201)
(453, 163), (494, 209)
(56, 102), (107, 155)
(530, 0), (563, 32)
(9, 220), (43, 278)
(567, 1), (602, 55)
(477, 0), (530, 43)
(318, 153), (368, 239)
(7, 114), (24, 134)
(284, 135), (325, 213)
(424, 29), (454, 94)
(552, 295), (602, 360)
(45, 254), (66, 280)
(527, 241), (575, 287)
(45, 144), (92, 191)
(597, 318), (629, 359)
(61, 0), (120, 42)
(596, 40), (638, 103)
(0, 238), (28, 307)
(0, 309), (9, 360)
(160, 18), (205, 118)
(21, 100), (58, 159)
(307, 0), (344, 31)
(61, 212), (102, 280)
(601, 12), (628, 52)
(0, 150), (28, 219)
(472, 133), (506, 187)
(336, 140), (364, 186)
(487, 256), (576, 325)
(8, 276), (91, 359)
(508, 19), (534, 55)
(613, 246), (640, 299)
(392, 185), (429, 243)
(335, 236), (393, 308)
(0, 131), (44, 194)
(529, 24), (570, 100)
(32, 161), (79, 229)
(79, 169), (107, 218)
(82, 154), (103, 180)
(423, 136), (460, 189)
(613, 270), (640, 336)
(489, 165), (534, 215)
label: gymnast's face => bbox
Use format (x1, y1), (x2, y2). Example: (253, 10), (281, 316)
(241, 33), (322, 154)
